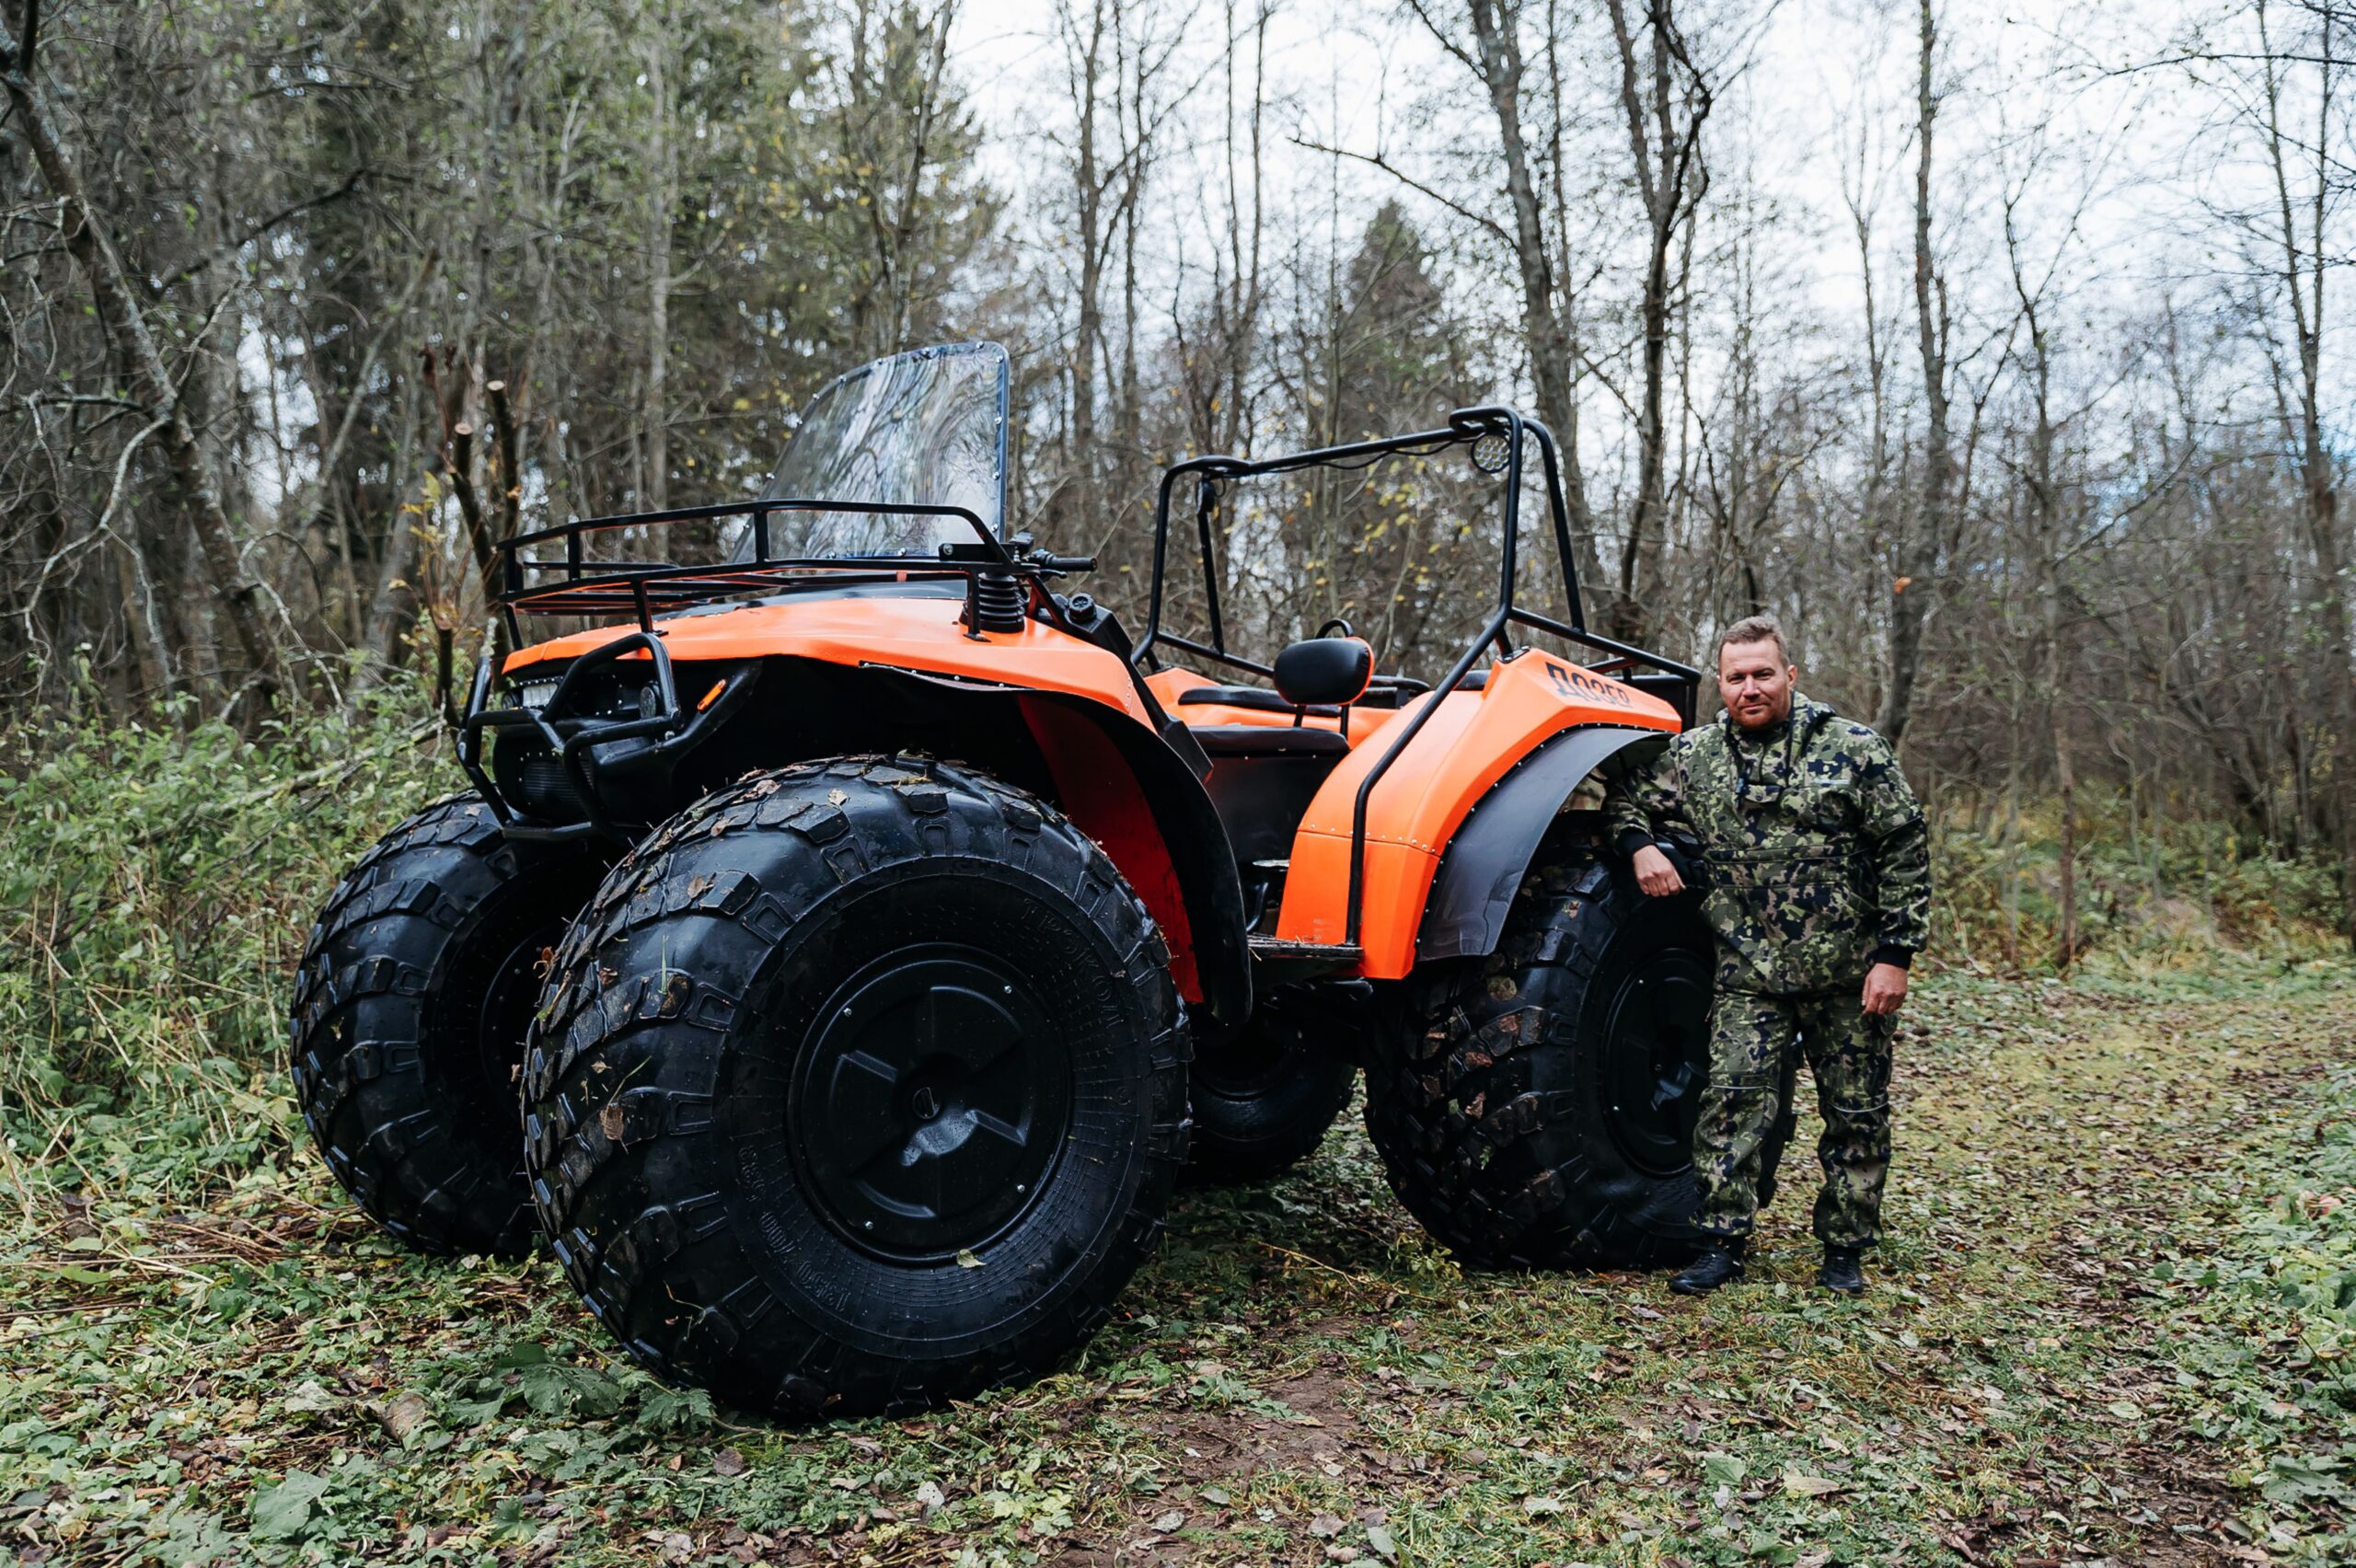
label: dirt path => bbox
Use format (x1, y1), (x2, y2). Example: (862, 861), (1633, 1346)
(1065, 971), (2356, 1566)
(6, 968), (2350, 1566)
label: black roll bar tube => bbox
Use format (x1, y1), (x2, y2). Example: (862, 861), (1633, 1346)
(1195, 478), (1227, 655)
(1133, 409), (1519, 673)
(1527, 421), (1586, 633)
(1132, 404), (1706, 951)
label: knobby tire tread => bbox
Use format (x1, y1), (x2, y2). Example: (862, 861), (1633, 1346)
(1368, 851), (1751, 1270)
(521, 754), (1187, 1419)
(292, 796), (600, 1257)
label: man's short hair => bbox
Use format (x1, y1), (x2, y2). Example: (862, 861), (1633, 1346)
(1716, 614), (1792, 666)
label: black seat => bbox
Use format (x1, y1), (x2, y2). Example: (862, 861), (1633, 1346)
(1186, 633), (1371, 878)
(1190, 724), (1351, 759)
(1178, 686), (1343, 719)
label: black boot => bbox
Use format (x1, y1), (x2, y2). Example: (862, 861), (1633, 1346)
(1819, 1244), (1866, 1296)
(1669, 1240), (1746, 1296)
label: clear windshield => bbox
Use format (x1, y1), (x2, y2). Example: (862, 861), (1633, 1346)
(734, 342), (1008, 561)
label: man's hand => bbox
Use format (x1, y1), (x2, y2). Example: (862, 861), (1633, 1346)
(1632, 844), (1686, 898)
(1861, 963), (1909, 1017)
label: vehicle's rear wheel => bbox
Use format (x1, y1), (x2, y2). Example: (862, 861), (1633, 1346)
(290, 796), (610, 1256)
(1366, 847), (1783, 1269)
(522, 755), (1188, 1419)
(1184, 997), (1357, 1186)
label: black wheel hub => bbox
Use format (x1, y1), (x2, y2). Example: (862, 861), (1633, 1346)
(460, 917), (568, 1142)
(792, 945), (1071, 1261)
(1600, 946), (1711, 1176)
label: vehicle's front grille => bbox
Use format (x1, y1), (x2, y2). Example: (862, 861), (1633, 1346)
(506, 750), (584, 821)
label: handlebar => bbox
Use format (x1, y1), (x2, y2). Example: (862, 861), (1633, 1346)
(1005, 533), (1094, 574)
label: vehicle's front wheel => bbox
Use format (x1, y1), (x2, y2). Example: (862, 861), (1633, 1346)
(523, 755), (1188, 1419)
(290, 796), (611, 1256)
(1366, 847), (1774, 1269)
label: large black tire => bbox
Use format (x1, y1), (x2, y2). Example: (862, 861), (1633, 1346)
(290, 796), (610, 1257)
(1184, 998), (1358, 1186)
(1366, 848), (1787, 1269)
(522, 755), (1189, 1419)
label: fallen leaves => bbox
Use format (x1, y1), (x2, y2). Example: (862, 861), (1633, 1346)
(13, 967), (2356, 1567)
(248, 1470), (329, 1541)
(371, 1390), (431, 1443)
(281, 1378), (337, 1415)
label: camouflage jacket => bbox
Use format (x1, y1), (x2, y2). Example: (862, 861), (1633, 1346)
(1603, 695), (1930, 995)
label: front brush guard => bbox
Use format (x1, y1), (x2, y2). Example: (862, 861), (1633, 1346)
(456, 631), (758, 843)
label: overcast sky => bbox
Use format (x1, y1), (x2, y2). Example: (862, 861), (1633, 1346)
(939, 0), (2289, 438)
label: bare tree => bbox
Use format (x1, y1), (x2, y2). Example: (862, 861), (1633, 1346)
(1381, 0), (1607, 610)
(1882, 0), (1948, 748)
(2248, 0), (2356, 941)
(1600, 0), (1715, 642)
(0, 0), (283, 711)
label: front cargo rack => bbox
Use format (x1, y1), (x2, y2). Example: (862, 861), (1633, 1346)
(489, 496), (1094, 640)
(462, 494), (1110, 843)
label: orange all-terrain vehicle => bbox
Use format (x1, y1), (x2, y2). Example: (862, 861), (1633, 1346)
(291, 342), (1736, 1419)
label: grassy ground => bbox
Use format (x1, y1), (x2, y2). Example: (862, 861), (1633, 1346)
(6, 957), (2355, 1566)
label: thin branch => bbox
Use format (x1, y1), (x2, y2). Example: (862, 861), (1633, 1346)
(1288, 136), (1517, 248)
(150, 167), (369, 296)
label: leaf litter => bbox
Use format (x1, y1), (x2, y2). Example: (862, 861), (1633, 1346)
(5, 963), (2354, 1562)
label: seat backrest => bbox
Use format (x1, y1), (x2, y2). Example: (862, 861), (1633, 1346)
(1273, 636), (1373, 709)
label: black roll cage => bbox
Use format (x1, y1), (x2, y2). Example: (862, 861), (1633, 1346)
(1133, 405), (1702, 948)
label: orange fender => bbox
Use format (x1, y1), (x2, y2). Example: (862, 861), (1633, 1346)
(1275, 651), (1680, 976)
(505, 593), (1159, 729)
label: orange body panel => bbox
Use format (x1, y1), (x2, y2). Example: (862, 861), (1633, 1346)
(1274, 651), (1680, 977)
(507, 600), (1677, 986)
(504, 594), (1158, 728)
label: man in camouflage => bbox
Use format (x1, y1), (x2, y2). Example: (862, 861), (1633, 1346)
(1606, 615), (1930, 1296)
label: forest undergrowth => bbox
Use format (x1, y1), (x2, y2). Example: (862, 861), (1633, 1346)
(4, 698), (2355, 1565)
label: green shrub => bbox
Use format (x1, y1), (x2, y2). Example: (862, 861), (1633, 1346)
(1930, 801), (2345, 974)
(0, 677), (447, 1193)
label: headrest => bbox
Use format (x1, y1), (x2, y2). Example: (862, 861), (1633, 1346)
(1273, 635), (1373, 709)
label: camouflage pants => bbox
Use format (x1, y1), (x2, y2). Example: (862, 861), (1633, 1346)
(1693, 986), (1893, 1248)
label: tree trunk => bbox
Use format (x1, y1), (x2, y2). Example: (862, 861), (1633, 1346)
(0, 22), (282, 709)
(2047, 560), (2077, 968)
(1461, 0), (1611, 618)
(2256, 0), (2356, 942)
(1065, 0), (1108, 528)
(1883, 0), (1946, 747)
(1600, 0), (1711, 645)
(644, 24), (675, 513)
(1464, 1), (1572, 444)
